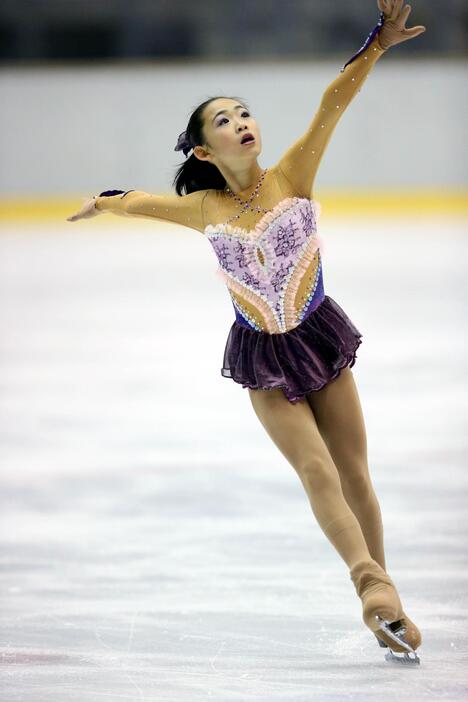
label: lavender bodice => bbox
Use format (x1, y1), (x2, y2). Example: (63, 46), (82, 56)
(205, 197), (325, 334)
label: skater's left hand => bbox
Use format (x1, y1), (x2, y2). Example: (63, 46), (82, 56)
(376, 0), (426, 50)
(66, 197), (101, 222)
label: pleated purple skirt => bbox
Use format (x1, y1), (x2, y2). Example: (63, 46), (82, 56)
(221, 295), (363, 403)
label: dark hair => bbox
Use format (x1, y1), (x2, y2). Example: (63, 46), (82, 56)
(172, 95), (249, 196)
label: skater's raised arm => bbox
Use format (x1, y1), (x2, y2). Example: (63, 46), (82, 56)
(67, 188), (210, 234)
(275, 1), (425, 199)
(275, 33), (385, 200)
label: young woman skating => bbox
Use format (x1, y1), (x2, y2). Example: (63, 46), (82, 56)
(68, 0), (426, 664)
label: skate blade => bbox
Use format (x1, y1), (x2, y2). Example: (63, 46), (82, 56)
(384, 649), (420, 665)
(374, 616), (421, 665)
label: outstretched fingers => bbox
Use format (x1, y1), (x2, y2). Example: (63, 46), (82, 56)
(377, 0), (403, 22)
(66, 197), (99, 222)
(402, 23), (426, 38)
(377, 0), (426, 47)
(391, 0), (404, 23)
(398, 4), (426, 37)
(377, 0), (391, 15)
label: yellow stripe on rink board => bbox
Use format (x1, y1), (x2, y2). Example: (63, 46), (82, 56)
(0, 189), (467, 223)
(319, 189), (468, 217)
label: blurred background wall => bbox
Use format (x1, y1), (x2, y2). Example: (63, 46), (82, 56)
(0, 0), (467, 218)
(1, 0), (466, 60)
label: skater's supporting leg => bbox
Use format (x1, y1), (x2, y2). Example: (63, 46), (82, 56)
(247, 386), (371, 569)
(248, 382), (420, 656)
(306, 367), (422, 654)
(306, 367), (387, 570)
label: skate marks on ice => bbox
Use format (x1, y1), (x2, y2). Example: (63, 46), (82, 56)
(1, 451), (467, 697)
(0, 217), (467, 700)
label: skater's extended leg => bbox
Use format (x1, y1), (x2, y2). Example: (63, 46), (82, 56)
(247, 386), (371, 569)
(305, 367), (386, 570)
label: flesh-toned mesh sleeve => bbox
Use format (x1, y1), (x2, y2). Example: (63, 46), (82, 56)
(276, 21), (386, 199)
(94, 188), (209, 233)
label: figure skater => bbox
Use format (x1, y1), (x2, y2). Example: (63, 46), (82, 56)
(67, 0), (426, 664)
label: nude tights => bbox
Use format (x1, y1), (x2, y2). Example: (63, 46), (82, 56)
(248, 374), (387, 572)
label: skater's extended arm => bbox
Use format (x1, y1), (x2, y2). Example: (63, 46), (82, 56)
(275, 1), (425, 199)
(95, 189), (209, 233)
(67, 188), (210, 234)
(275, 33), (385, 200)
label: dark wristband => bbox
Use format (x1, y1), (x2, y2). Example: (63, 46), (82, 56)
(340, 11), (386, 73)
(98, 189), (136, 198)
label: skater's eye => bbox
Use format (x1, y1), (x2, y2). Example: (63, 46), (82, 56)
(216, 111), (250, 127)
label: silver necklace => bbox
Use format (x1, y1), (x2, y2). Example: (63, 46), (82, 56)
(223, 168), (269, 225)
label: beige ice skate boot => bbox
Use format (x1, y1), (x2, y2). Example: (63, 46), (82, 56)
(350, 559), (421, 664)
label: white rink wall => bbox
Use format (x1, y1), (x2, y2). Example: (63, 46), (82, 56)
(1, 57), (466, 196)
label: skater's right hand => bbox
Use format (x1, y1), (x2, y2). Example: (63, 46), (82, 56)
(66, 197), (101, 222)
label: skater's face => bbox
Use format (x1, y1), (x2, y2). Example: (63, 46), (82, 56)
(194, 98), (261, 168)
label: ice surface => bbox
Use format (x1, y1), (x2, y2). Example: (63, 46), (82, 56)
(0, 215), (467, 701)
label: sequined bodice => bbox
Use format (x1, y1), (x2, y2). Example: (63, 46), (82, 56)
(205, 197), (325, 334)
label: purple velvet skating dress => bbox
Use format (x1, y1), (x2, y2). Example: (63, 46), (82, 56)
(205, 196), (362, 403)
